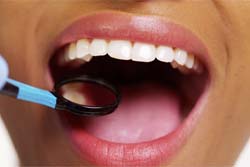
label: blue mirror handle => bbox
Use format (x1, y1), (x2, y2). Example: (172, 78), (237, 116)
(1, 79), (57, 109)
(0, 55), (56, 109)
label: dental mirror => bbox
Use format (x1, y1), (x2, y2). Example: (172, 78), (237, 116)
(0, 54), (121, 116)
(54, 75), (121, 116)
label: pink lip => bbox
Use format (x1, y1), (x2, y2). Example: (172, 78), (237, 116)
(55, 11), (211, 166)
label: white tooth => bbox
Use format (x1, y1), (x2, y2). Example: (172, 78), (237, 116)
(175, 49), (188, 65)
(82, 54), (93, 62)
(185, 54), (195, 69)
(108, 40), (132, 60)
(65, 43), (77, 61)
(89, 39), (108, 56)
(156, 46), (175, 63)
(63, 91), (86, 105)
(76, 39), (90, 59)
(131, 42), (156, 62)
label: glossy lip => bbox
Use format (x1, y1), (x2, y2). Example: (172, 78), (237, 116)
(52, 11), (212, 166)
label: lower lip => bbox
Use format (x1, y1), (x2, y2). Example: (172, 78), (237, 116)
(54, 11), (211, 166)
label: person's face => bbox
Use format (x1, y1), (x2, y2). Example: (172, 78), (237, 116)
(0, 1), (250, 166)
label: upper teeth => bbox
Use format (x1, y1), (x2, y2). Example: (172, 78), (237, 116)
(108, 40), (132, 60)
(131, 43), (156, 62)
(63, 38), (202, 73)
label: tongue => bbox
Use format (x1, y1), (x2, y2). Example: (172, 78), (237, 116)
(79, 82), (182, 143)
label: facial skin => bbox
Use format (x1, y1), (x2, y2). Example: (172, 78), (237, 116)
(0, 0), (250, 166)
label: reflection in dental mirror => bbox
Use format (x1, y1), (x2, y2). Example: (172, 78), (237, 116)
(58, 82), (117, 107)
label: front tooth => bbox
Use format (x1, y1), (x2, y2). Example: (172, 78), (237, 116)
(65, 43), (77, 61)
(131, 42), (156, 62)
(156, 46), (175, 63)
(185, 54), (195, 69)
(76, 39), (90, 59)
(108, 40), (132, 60)
(175, 49), (188, 65)
(89, 39), (108, 56)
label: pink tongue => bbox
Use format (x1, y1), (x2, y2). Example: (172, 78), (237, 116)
(82, 83), (182, 143)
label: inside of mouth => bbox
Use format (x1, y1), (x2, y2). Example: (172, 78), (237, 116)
(49, 47), (209, 144)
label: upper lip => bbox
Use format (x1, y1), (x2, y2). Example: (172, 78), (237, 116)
(51, 11), (212, 166)
(54, 11), (211, 73)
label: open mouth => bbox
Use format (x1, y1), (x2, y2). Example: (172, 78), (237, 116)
(48, 11), (211, 167)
